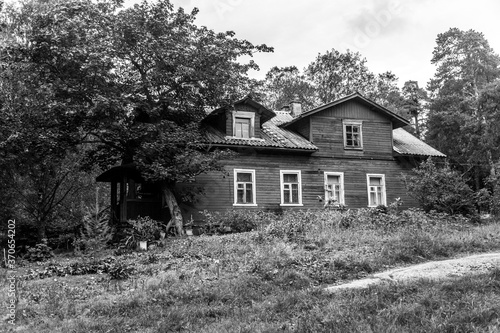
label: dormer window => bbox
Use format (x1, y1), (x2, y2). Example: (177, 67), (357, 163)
(232, 111), (255, 139)
(235, 117), (251, 138)
(343, 120), (363, 149)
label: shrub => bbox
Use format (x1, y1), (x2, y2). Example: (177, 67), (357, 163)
(24, 242), (54, 262)
(403, 159), (477, 217)
(127, 216), (163, 244)
(265, 210), (319, 241)
(201, 210), (275, 234)
(108, 260), (133, 280)
(74, 205), (114, 254)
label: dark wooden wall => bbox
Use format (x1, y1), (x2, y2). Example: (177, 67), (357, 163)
(182, 152), (417, 222)
(309, 100), (393, 159)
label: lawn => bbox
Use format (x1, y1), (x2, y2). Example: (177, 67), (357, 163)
(2, 209), (500, 332)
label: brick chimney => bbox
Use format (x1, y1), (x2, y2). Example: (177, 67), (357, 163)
(290, 94), (302, 117)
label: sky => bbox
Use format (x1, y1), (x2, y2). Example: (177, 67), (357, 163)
(128, 0), (500, 88)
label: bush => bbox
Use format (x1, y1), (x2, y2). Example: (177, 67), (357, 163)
(108, 260), (133, 280)
(126, 216), (163, 245)
(201, 210), (275, 234)
(74, 205), (114, 254)
(403, 159), (477, 217)
(265, 210), (320, 241)
(24, 242), (54, 262)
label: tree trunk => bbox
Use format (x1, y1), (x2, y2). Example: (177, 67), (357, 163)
(37, 218), (47, 243)
(162, 184), (185, 236)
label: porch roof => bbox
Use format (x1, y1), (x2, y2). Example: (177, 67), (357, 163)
(96, 164), (144, 183)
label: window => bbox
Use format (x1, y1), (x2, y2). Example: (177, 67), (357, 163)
(343, 121), (363, 149)
(233, 169), (257, 206)
(324, 172), (344, 205)
(235, 117), (251, 138)
(366, 174), (386, 207)
(232, 111), (255, 139)
(280, 170), (302, 206)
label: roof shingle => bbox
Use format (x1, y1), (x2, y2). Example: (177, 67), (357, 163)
(393, 128), (446, 157)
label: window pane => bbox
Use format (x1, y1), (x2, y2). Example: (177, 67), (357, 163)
(345, 124), (361, 147)
(245, 183), (253, 203)
(237, 173), (252, 182)
(237, 189), (245, 203)
(369, 177), (382, 186)
(283, 173), (298, 183)
(327, 175), (340, 184)
(235, 117), (251, 138)
(291, 184), (299, 203)
(284, 190), (290, 203)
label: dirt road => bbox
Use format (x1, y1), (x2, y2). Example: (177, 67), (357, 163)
(325, 252), (500, 292)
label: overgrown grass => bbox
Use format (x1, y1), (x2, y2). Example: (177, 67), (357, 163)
(2, 210), (500, 332)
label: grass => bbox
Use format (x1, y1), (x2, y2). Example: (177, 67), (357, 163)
(1, 210), (500, 332)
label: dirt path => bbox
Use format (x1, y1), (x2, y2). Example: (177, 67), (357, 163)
(325, 252), (500, 292)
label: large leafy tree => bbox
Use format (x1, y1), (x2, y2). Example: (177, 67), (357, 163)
(0, 0), (271, 237)
(425, 28), (500, 189)
(0, 0), (112, 240)
(259, 66), (316, 111)
(305, 49), (377, 104)
(259, 49), (408, 117)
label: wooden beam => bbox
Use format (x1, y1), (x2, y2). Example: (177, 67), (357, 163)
(120, 176), (128, 223)
(111, 181), (117, 223)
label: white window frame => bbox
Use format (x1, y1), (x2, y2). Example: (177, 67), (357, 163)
(280, 170), (303, 206)
(324, 172), (345, 205)
(232, 111), (255, 139)
(233, 169), (257, 206)
(366, 174), (386, 207)
(343, 120), (363, 149)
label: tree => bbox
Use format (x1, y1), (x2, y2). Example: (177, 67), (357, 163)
(259, 66), (316, 111)
(425, 28), (500, 189)
(0, 0), (122, 241)
(305, 48), (376, 104)
(401, 80), (428, 138)
(403, 159), (477, 217)
(0, 0), (272, 236)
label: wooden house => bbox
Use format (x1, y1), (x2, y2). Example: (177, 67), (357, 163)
(97, 92), (445, 226)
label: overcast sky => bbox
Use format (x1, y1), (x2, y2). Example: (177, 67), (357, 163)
(137, 0), (500, 88)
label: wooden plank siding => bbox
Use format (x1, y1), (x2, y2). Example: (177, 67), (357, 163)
(224, 104), (263, 138)
(181, 153), (417, 222)
(310, 100), (393, 159)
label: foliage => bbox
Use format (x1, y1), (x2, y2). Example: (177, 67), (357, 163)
(305, 48), (376, 103)
(74, 205), (114, 254)
(265, 210), (323, 241)
(403, 159), (477, 217)
(401, 80), (428, 137)
(127, 216), (163, 243)
(24, 243), (54, 262)
(107, 260), (133, 280)
(0, 0), (272, 237)
(201, 209), (274, 234)
(426, 28), (500, 190)
(19, 256), (134, 281)
(259, 66), (316, 111)
(9, 214), (500, 332)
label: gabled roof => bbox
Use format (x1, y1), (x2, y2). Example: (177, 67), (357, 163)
(393, 128), (446, 157)
(203, 110), (317, 151)
(205, 94), (276, 123)
(282, 92), (410, 129)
